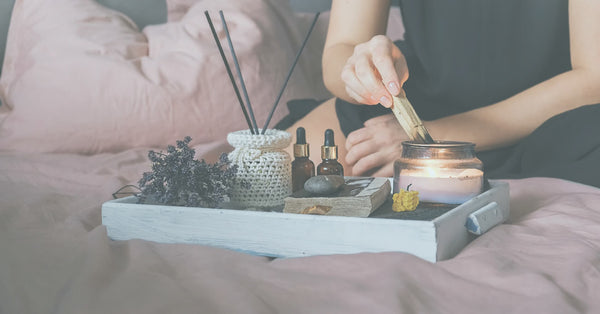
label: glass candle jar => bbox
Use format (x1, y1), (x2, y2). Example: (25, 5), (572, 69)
(393, 141), (484, 205)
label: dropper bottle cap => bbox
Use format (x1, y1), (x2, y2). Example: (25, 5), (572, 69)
(293, 127), (310, 158)
(321, 129), (338, 160)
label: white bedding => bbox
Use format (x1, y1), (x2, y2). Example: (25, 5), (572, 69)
(1, 149), (599, 314)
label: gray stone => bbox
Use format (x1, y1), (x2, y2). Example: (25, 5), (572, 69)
(304, 175), (345, 195)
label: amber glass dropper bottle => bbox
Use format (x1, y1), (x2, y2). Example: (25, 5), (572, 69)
(292, 127), (315, 192)
(317, 129), (344, 176)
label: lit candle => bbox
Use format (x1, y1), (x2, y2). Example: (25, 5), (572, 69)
(394, 141), (485, 205)
(397, 167), (483, 204)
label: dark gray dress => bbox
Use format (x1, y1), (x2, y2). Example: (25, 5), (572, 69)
(332, 0), (600, 187)
(276, 0), (600, 187)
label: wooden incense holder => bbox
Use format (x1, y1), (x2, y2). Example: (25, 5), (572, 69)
(283, 177), (391, 217)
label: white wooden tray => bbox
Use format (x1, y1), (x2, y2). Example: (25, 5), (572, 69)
(102, 181), (509, 262)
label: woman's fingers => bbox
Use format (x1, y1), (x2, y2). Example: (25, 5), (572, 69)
(346, 130), (397, 170)
(370, 162), (394, 177)
(345, 130), (373, 165)
(370, 38), (402, 98)
(346, 118), (407, 175)
(342, 35), (408, 107)
(345, 86), (371, 105)
(363, 114), (396, 127)
(351, 150), (391, 176)
(393, 51), (410, 87)
(345, 137), (377, 167)
(341, 62), (377, 104)
(354, 53), (391, 107)
(351, 142), (400, 176)
(345, 127), (372, 151)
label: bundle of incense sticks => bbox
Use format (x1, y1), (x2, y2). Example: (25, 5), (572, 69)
(205, 10), (320, 135)
(390, 93), (435, 144)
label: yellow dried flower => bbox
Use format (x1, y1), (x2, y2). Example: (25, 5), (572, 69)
(392, 184), (419, 212)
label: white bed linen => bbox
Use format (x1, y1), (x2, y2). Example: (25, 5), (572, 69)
(1, 149), (599, 314)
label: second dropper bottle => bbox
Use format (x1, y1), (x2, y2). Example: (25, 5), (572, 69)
(317, 129), (344, 176)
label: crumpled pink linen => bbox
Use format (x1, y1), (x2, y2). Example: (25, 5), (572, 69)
(0, 149), (599, 314)
(0, 0), (330, 154)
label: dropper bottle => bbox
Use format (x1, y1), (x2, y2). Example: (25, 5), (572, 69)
(292, 127), (315, 192)
(317, 129), (344, 176)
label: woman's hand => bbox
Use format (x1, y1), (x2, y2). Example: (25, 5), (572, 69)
(341, 35), (409, 108)
(345, 114), (411, 177)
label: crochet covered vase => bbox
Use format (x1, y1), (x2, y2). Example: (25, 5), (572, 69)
(227, 129), (292, 208)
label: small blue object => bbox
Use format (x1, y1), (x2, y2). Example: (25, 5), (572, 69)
(465, 218), (480, 234)
(465, 202), (504, 236)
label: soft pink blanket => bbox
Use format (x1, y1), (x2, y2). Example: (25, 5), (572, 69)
(1, 150), (599, 314)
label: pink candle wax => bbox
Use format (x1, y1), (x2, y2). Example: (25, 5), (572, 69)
(397, 168), (483, 204)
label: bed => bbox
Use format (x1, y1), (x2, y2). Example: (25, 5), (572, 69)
(1, 0), (600, 313)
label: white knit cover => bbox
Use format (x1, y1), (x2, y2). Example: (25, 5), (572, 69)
(227, 129), (292, 208)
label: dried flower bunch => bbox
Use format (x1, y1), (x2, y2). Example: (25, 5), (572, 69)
(137, 136), (243, 208)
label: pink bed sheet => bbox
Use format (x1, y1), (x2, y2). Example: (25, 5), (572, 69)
(1, 149), (599, 314)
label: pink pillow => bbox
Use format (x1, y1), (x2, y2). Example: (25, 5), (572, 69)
(0, 0), (328, 154)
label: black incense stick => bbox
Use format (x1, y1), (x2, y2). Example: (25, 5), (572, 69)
(261, 12), (321, 134)
(219, 10), (260, 134)
(204, 11), (255, 134)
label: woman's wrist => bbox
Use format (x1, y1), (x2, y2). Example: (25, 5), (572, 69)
(424, 110), (518, 152)
(322, 44), (358, 103)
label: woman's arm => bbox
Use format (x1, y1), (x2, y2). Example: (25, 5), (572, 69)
(323, 0), (407, 108)
(427, 0), (600, 151)
(346, 0), (600, 176)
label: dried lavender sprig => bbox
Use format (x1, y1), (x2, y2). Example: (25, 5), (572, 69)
(138, 137), (243, 208)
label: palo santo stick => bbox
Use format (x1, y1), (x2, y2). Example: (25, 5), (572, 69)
(390, 93), (435, 144)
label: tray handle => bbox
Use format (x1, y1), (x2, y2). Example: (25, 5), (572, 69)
(465, 202), (503, 235)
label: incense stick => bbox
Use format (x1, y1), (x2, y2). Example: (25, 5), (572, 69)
(261, 12), (321, 134)
(219, 10), (260, 134)
(390, 93), (435, 144)
(204, 11), (255, 134)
